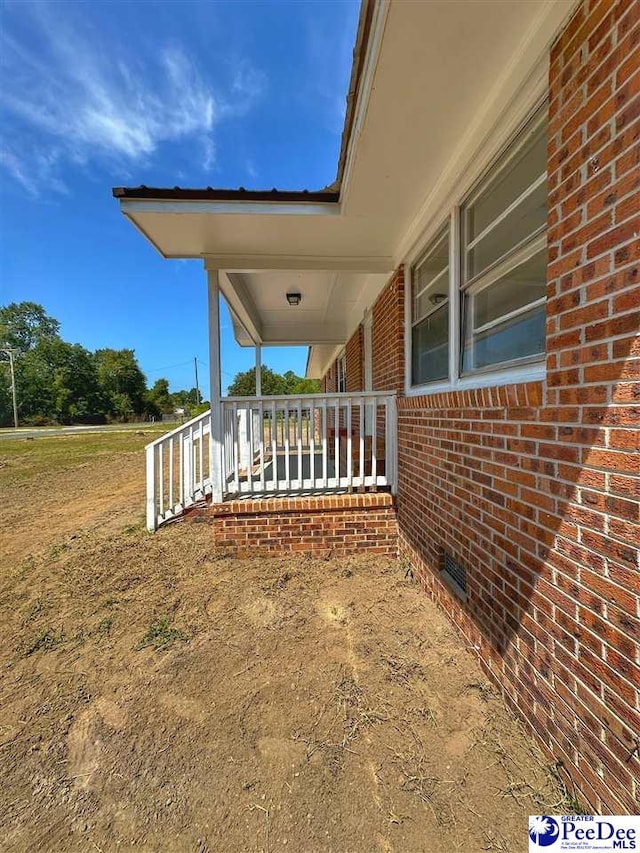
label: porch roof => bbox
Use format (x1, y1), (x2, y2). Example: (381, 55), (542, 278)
(113, 0), (575, 378)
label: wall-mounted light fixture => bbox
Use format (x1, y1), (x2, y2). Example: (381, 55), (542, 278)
(286, 292), (302, 306)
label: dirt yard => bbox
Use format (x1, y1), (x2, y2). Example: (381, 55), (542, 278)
(0, 431), (571, 852)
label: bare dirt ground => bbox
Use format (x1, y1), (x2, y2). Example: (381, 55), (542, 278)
(0, 432), (570, 852)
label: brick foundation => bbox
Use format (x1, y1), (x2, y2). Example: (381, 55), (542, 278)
(186, 492), (398, 558)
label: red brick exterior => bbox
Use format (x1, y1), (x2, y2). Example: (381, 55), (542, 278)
(345, 325), (363, 392)
(319, 0), (639, 813)
(187, 493), (397, 558)
(373, 266), (405, 394)
(322, 362), (337, 393)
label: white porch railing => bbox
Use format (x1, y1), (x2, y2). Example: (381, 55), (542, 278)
(145, 409), (213, 531)
(145, 391), (397, 530)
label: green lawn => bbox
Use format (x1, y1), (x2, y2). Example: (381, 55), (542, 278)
(0, 428), (167, 483)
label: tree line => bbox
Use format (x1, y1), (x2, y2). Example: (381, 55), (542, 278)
(0, 302), (319, 427)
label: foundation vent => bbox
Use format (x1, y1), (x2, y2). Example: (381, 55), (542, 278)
(442, 552), (467, 600)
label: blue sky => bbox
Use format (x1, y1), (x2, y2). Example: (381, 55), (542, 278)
(0, 0), (359, 394)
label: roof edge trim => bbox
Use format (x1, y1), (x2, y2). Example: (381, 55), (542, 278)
(112, 187), (340, 203)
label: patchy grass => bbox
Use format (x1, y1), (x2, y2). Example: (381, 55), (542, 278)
(137, 617), (189, 651)
(21, 626), (65, 657)
(0, 427), (166, 483)
(0, 427), (576, 852)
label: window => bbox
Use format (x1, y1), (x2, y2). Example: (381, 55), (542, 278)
(407, 101), (548, 390)
(411, 226), (449, 385)
(461, 106), (548, 373)
(337, 352), (346, 393)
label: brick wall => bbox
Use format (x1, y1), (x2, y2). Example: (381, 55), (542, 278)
(345, 325), (363, 392)
(323, 362), (337, 394)
(373, 266), (405, 394)
(319, 0), (639, 813)
(188, 493), (397, 558)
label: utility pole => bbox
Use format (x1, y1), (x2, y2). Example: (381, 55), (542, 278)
(1, 348), (19, 428)
(194, 356), (201, 406)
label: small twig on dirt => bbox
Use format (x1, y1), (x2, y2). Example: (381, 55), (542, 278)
(248, 803), (270, 853)
(232, 663), (256, 678)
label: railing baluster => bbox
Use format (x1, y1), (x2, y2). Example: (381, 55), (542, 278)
(359, 397), (364, 487)
(347, 398), (353, 489)
(334, 397), (339, 486)
(179, 427), (184, 505)
(169, 437), (174, 510)
(258, 400), (265, 491)
(198, 420), (204, 494)
(284, 400), (290, 490)
(271, 400), (277, 491)
(309, 400), (315, 487)
(233, 402), (240, 494)
(371, 397), (377, 486)
(248, 404), (255, 494)
(189, 424), (194, 498)
(158, 443), (164, 515)
(321, 399), (327, 488)
(297, 398), (303, 489)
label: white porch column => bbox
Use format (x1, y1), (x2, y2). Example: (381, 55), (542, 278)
(255, 343), (262, 396)
(208, 270), (224, 503)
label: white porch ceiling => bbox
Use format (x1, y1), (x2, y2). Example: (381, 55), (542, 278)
(222, 269), (387, 347)
(116, 0), (575, 377)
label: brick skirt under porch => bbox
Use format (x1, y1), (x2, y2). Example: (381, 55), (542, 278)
(186, 492), (398, 558)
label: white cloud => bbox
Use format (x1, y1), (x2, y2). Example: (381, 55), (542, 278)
(0, 3), (264, 193)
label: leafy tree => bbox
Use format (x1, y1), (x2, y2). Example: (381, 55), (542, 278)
(146, 378), (173, 414)
(170, 387), (201, 409)
(93, 348), (147, 418)
(227, 365), (320, 396)
(16, 338), (105, 424)
(0, 302), (60, 352)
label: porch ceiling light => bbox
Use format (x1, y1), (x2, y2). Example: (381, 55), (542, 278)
(286, 291), (302, 306)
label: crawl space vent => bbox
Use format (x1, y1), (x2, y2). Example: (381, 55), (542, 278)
(442, 552), (467, 599)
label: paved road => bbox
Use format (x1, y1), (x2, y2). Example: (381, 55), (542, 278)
(0, 423), (168, 441)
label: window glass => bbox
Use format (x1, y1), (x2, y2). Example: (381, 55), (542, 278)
(462, 248), (547, 371)
(412, 229), (449, 322)
(466, 179), (547, 279)
(466, 123), (546, 242)
(411, 225), (449, 386)
(412, 303), (449, 384)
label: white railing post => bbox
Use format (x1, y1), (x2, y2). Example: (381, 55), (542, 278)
(208, 270), (223, 504)
(146, 443), (157, 531)
(210, 405), (224, 504)
(386, 395), (397, 493)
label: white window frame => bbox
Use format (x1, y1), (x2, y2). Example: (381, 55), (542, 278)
(404, 99), (548, 397)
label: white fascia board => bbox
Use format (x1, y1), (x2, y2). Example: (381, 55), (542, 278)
(339, 0), (391, 208)
(394, 0), (578, 265)
(204, 255), (393, 273)
(120, 199), (341, 217)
